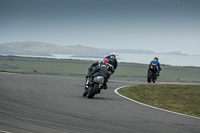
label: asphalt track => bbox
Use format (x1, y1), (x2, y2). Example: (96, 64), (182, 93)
(0, 73), (200, 133)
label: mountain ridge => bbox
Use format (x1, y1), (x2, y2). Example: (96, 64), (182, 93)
(0, 41), (189, 56)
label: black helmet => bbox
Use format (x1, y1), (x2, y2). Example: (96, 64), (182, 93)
(154, 57), (159, 61)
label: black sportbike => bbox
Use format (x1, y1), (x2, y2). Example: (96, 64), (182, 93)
(147, 65), (158, 83)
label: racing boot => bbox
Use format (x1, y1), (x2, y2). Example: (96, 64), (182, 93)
(97, 88), (101, 94)
(103, 83), (107, 89)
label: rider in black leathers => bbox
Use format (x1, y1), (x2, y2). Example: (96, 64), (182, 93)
(88, 62), (110, 89)
(88, 59), (114, 76)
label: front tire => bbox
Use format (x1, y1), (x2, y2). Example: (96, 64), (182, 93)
(83, 76), (89, 97)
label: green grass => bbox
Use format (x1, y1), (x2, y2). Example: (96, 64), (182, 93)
(118, 84), (200, 117)
(0, 55), (200, 83)
(0, 55), (93, 77)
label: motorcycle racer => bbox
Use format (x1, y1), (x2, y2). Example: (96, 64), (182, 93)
(104, 52), (118, 71)
(88, 64), (110, 89)
(148, 57), (161, 77)
(88, 58), (114, 76)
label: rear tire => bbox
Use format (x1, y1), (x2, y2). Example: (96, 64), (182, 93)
(147, 72), (152, 83)
(88, 84), (98, 99)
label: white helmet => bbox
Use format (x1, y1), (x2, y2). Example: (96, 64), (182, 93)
(110, 52), (116, 56)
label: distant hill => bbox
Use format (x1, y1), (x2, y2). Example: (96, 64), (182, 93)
(0, 41), (104, 56)
(159, 51), (188, 56)
(0, 41), (188, 56)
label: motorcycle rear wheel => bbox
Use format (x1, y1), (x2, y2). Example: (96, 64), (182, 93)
(88, 83), (98, 99)
(147, 72), (152, 83)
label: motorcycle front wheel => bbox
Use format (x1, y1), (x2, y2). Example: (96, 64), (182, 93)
(83, 76), (89, 97)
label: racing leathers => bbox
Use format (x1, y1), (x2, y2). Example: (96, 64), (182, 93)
(88, 60), (114, 76)
(149, 60), (161, 75)
(88, 66), (110, 89)
(105, 54), (117, 70)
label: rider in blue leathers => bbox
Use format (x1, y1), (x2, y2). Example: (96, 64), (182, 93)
(148, 57), (161, 76)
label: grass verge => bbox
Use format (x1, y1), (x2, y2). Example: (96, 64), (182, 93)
(118, 84), (200, 118)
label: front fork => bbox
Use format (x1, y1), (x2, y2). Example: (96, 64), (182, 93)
(85, 76), (89, 89)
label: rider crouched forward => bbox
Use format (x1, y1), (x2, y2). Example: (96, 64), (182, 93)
(148, 57), (162, 79)
(88, 62), (111, 89)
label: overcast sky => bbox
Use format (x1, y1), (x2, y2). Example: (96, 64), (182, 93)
(0, 0), (200, 55)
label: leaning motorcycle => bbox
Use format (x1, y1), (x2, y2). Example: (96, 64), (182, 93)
(147, 65), (157, 83)
(83, 75), (105, 99)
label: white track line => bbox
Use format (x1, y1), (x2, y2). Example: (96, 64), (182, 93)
(114, 86), (200, 120)
(0, 130), (12, 133)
